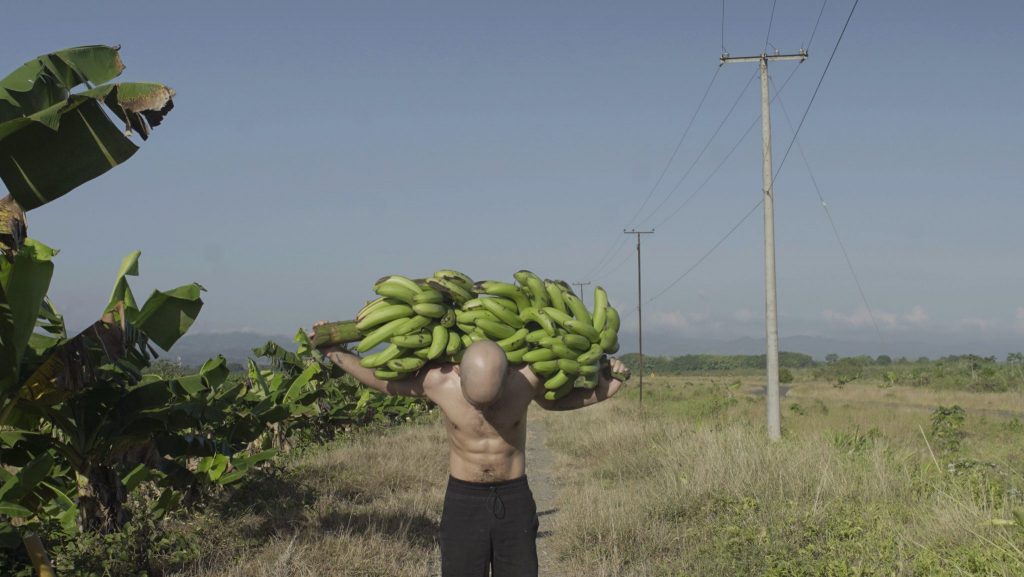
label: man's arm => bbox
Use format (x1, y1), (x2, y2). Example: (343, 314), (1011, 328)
(320, 347), (438, 398)
(533, 357), (627, 411)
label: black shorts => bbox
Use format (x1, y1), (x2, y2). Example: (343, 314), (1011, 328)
(440, 475), (539, 577)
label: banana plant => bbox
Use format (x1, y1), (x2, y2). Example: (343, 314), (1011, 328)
(1, 249), (204, 534)
(0, 45), (174, 253)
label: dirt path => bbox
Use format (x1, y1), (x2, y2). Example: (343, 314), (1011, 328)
(527, 412), (566, 577)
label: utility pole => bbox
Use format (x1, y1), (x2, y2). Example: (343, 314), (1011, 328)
(720, 48), (807, 441)
(624, 229), (654, 404)
(572, 281), (591, 305)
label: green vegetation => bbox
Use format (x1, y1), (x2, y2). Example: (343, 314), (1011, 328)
(543, 376), (1024, 576)
(621, 352), (1024, 393)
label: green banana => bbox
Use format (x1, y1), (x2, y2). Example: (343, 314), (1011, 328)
(393, 314), (433, 336)
(456, 322), (477, 334)
(557, 358), (580, 375)
(564, 293), (592, 326)
(592, 286), (608, 331)
(605, 305), (621, 333)
(413, 288), (445, 304)
(446, 330), (463, 356)
(606, 338), (620, 355)
(461, 298), (485, 310)
(388, 357), (426, 372)
(360, 343), (403, 368)
(530, 359), (559, 375)
(357, 297), (390, 322)
(455, 309), (499, 325)
(374, 274), (422, 295)
(542, 306), (574, 329)
(544, 381), (574, 401)
(475, 281), (531, 310)
(480, 298), (524, 328)
(427, 325), (448, 360)
(520, 307), (557, 336)
(391, 332), (432, 348)
(505, 347), (529, 363)
(426, 278), (474, 305)
(375, 282), (418, 305)
(565, 319), (601, 343)
(514, 270), (550, 308)
(497, 327), (529, 351)
(413, 347), (432, 360)
(475, 318), (517, 340)
(522, 348), (557, 363)
(433, 269), (475, 293)
(526, 329), (549, 344)
(579, 373), (600, 389)
(355, 317), (409, 353)
(460, 334), (474, 349)
(578, 362), (598, 376)
(374, 369), (402, 380)
(550, 342), (579, 360)
(561, 333), (591, 352)
(600, 328), (617, 352)
(440, 308), (456, 328)
(545, 281), (568, 315)
(356, 304), (414, 332)
(543, 370), (571, 391)
(577, 343), (604, 365)
(412, 302), (448, 318)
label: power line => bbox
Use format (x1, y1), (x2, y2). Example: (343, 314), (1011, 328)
(652, 63), (803, 230)
(638, 68), (758, 225)
(773, 83), (886, 352)
(582, 66), (724, 282)
(624, 67), (723, 229)
(767, 0), (861, 194)
(807, 0), (829, 50)
(764, 0), (779, 51)
(630, 198), (764, 314)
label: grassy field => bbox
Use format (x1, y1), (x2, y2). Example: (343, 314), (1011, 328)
(172, 374), (1023, 576)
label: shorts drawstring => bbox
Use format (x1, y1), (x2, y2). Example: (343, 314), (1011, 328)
(489, 487), (506, 519)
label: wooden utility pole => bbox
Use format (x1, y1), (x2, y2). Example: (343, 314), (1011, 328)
(572, 281), (591, 305)
(624, 229), (654, 404)
(720, 48), (807, 440)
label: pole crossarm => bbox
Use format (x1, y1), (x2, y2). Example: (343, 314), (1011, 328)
(720, 49), (808, 65)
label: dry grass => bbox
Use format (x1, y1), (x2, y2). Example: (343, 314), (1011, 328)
(169, 378), (1023, 576)
(169, 416), (449, 577)
(539, 379), (1024, 577)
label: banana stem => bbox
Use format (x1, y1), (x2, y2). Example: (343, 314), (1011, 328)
(23, 533), (57, 577)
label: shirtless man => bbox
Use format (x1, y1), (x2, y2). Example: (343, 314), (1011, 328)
(311, 323), (627, 577)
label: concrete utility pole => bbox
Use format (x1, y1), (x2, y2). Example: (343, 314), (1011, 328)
(572, 281), (591, 305)
(624, 229), (654, 404)
(720, 48), (807, 441)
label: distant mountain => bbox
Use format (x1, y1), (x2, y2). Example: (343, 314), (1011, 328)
(162, 331), (294, 367)
(617, 330), (1021, 361)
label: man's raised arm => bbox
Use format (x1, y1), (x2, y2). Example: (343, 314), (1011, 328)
(319, 345), (439, 398)
(533, 357), (627, 411)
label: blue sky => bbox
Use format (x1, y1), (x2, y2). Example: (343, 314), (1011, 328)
(5, 1), (1023, 355)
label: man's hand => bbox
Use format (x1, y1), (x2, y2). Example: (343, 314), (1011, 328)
(600, 357), (628, 399)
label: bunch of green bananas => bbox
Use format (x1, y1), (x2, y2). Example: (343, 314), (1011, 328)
(312, 269), (629, 398)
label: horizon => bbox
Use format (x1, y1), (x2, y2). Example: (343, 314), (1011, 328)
(6, 0), (1023, 357)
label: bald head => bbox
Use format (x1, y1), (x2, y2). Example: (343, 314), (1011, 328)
(459, 340), (508, 408)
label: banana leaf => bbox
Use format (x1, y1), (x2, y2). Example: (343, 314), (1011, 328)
(0, 239), (57, 402)
(0, 45), (174, 211)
